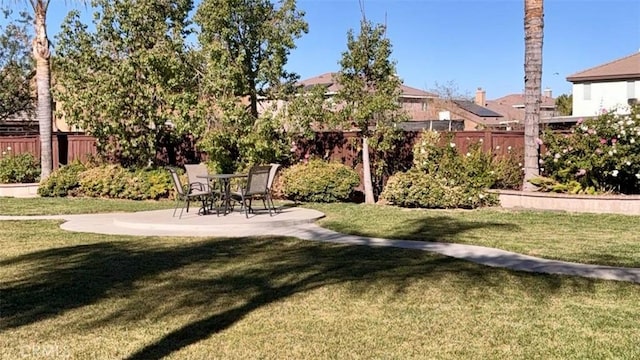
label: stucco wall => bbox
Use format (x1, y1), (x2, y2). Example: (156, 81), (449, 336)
(572, 80), (639, 116)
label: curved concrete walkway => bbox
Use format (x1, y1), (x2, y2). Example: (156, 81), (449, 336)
(2, 208), (639, 284)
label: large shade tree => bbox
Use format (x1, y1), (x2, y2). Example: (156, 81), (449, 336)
(195, 0), (308, 119)
(194, 0), (308, 171)
(523, 0), (544, 190)
(54, 0), (199, 167)
(336, 19), (404, 204)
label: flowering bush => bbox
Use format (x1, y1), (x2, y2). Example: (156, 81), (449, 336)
(541, 105), (640, 194)
(381, 131), (507, 209)
(0, 147), (40, 183)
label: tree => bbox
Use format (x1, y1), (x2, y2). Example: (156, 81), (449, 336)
(429, 80), (472, 101)
(19, 0), (53, 179)
(54, 0), (199, 167)
(0, 8), (34, 122)
(194, 0), (308, 171)
(195, 0), (308, 119)
(523, 0), (544, 191)
(555, 93), (572, 116)
(335, 19), (405, 204)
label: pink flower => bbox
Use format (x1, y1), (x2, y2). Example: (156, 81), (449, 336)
(535, 137), (544, 146)
(587, 129), (596, 135)
(600, 138), (607, 144)
(576, 118), (584, 125)
(612, 138), (618, 144)
(595, 148), (603, 154)
(576, 169), (587, 177)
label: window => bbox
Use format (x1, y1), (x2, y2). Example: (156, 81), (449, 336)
(628, 81), (636, 99)
(421, 101), (428, 111)
(583, 83), (591, 101)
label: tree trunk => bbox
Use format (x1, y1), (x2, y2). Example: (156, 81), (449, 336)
(362, 135), (375, 204)
(522, 0), (543, 191)
(33, 1), (53, 180)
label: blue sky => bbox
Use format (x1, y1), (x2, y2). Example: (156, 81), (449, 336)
(17, 0), (640, 99)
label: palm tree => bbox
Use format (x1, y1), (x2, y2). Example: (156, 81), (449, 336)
(17, 0), (54, 181)
(523, 0), (544, 191)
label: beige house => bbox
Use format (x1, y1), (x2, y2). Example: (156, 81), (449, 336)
(297, 73), (506, 131)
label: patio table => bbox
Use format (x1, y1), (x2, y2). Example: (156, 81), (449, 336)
(198, 173), (247, 215)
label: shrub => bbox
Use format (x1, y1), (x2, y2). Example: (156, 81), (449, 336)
(78, 165), (172, 200)
(38, 161), (87, 197)
(280, 159), (360, 202)
(492, 148), (524, 190)
(541, 105), (640, 194)
(382, 170), (497, 209)
(382, 130), (500, 209)
(0, 147), (40, 183)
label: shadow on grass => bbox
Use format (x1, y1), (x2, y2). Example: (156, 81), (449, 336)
(320, 215), (520, 243)
(0, 217), (599, 359)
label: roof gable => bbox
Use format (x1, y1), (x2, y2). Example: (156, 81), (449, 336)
(567, 53), (640, 82)
(298, 72), (437, 98)
(489, 94), (555, 108)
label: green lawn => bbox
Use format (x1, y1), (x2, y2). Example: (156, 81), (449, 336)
(1, 220), (639, 359)
(0, 197), (175, 215)
(309, 203), (640, 268)
(1, 197), (639, 267)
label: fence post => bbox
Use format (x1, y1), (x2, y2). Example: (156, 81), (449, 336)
(483, 129), (492, 153)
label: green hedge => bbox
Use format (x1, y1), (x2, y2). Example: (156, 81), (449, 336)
(381, 170), (497, 209)
(38, 161), (86, 197)
(280, 159), (360, 202)
(0, 150), (40, 183)
(39, 163), (172, 200)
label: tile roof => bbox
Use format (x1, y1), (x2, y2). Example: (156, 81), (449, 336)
(298, 72), (437, 98)
(566, 52), (640, 82)
(488, 94), (556, 109)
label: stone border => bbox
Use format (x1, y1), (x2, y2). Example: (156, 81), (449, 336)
(0, 183), (39, 198)
(492, 189), (640, 215)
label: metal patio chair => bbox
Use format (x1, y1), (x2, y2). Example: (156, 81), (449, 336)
(230, 164), (274, 218)
(166, 166), (216, 218)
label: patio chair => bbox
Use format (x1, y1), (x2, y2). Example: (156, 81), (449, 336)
(166, 166), (216, 219)
(230, 164), (274, 218)
(266, 163), (281, 213)
(184, 163), (220, 214)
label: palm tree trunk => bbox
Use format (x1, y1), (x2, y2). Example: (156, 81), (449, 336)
(362, 135), (375, 204)
(32, 0), (53, 180)
(522, 0), (544, 191)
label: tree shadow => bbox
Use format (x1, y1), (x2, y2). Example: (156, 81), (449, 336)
(0, 217), (601, 359)
(320, 215), (520, 243)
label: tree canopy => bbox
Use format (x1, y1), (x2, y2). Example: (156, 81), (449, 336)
(555, 93), (572, 116)
(54, 0), (199, 167)
(195, 0), (308, 119)
(0, 8), (34, 122)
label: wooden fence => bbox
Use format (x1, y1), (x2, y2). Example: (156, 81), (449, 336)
(0, 134), (97, 169)
(0, 130), (525, 172)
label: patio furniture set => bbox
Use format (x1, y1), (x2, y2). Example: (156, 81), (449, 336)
(166, 163), (281, 219)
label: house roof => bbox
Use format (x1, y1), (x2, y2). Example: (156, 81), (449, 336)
(566, 52), (640, 82)
(298, 72), (437, 98)
(487, 94), (556, 109)
(453, 100), (503, 118)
